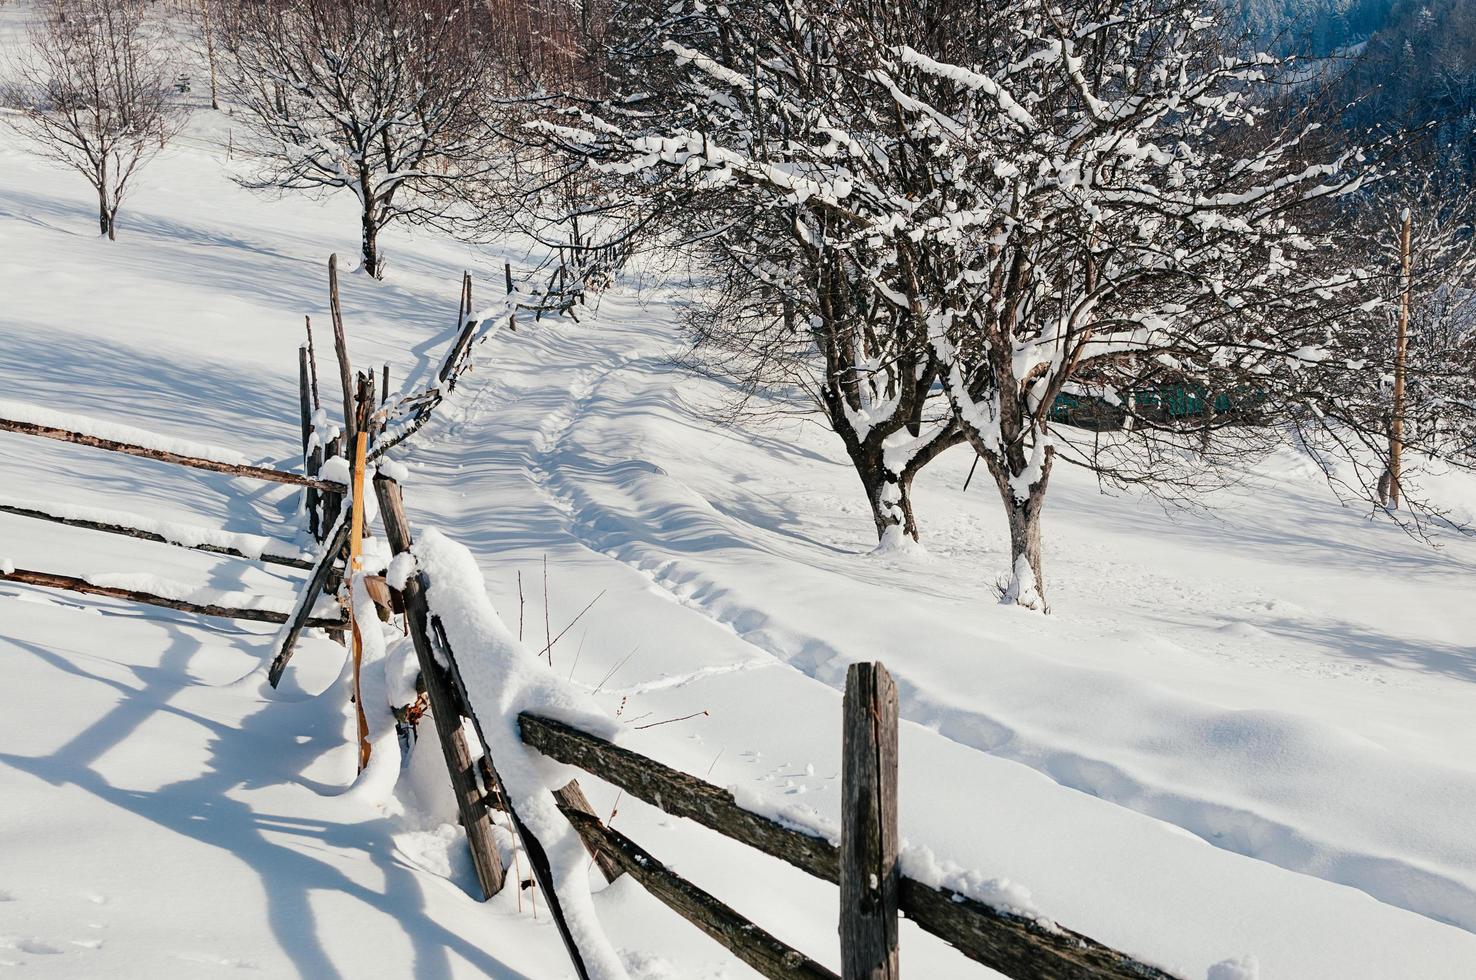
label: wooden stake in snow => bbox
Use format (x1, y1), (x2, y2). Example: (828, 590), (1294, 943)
(298, 345), (314, 458)
(348, 430), (371, 773)
(267, 514), (352, 688)
(439, 271), (479, 387)
(329, 254), (357, 446)
(840, 662), (900, 980)
(1389, 209), (1413, 509)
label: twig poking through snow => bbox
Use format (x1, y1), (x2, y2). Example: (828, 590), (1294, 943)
(632, 710), (710, 731)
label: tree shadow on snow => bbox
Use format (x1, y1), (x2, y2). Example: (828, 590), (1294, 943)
(0, 622), (534, 980)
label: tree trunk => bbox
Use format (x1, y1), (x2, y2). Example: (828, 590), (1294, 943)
(865, 467), (919, 548)
(361, 196), (381, 279)
(985, 455), (1051, 610)
(1388, 208), (1412, 510)
(201, 0), (220, 111)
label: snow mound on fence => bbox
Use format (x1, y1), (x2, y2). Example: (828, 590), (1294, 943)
(413, 527), (628, 980)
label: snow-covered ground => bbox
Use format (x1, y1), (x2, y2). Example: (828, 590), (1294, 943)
(3, 31), (1476, 978)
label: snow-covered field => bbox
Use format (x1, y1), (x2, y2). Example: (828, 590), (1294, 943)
(3, 37), (1476, 980)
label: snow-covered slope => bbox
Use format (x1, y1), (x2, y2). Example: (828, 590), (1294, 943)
(3, 45), (1475, 980)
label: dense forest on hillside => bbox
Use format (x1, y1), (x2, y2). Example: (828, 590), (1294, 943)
(1247, 0), (1476, 175)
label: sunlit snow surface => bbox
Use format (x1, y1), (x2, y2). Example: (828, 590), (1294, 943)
(2, 8), (1476, 977)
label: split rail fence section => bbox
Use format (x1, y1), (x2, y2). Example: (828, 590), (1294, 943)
(0, 257), (1181, 980)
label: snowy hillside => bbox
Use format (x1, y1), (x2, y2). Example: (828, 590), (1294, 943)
(4, 24), (1476, 980)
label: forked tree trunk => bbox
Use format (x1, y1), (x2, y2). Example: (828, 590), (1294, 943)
(864, 467), (920, 547)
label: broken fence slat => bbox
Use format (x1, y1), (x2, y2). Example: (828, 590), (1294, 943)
(0, 567), (343, 629)
(550, 780), (624, 885)
(0, 416), (346, 492)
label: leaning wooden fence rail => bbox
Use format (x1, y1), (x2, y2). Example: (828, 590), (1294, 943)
(0, 412), (347, 493)
(518, 701), (1179, 980)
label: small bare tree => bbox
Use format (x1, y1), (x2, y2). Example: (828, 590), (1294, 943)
(219, 0), (503, 279)
(3, 0), (181, 240)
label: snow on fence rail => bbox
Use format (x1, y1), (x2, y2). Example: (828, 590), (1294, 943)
(0, 400), (347, 492)
(0, 497), (315, 569)
(0, 253), (499, 640)
(516, 703), (1179, 980)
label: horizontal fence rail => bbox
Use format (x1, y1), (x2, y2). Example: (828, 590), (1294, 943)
(0, 501), (314, 570)
(0, 566), (345, 629)
(519, 712), (1179, 980)
(0, 415), (347, 492)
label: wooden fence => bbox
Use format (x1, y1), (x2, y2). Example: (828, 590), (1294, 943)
(0, 256), (1182, 980)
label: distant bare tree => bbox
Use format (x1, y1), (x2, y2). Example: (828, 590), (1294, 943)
(219, 0), (502, 279)
(3, 0), (182, 240)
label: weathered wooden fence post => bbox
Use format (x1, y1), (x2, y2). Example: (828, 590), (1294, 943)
(298, 345), (324, 539)
(840, 662), (900, 980)
(297, 346), (313, 458)
(328, 254), (357, 446)
(374, 473), (506, 900)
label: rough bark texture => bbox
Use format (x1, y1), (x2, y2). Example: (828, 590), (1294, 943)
(328, 254), (357, 445)
(361, 197), (382, 279)
(550, 780), (624, 885)
(559, 807), (838, 979)
(0, 415), (345, 492)
(520, 712), (841, 878)
(374, 475), (506, 900)
(2, 566), (343, 629)
(983, 451), (1052, 609)
(840, 663), (900, 980)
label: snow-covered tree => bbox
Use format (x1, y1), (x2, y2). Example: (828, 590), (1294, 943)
(862, 1), (1380, 606)
(562, 0), (1395, 605)
(219, 0), (501, 278)
(537, 0), (968, 546)
(3, 0), (182, 240)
